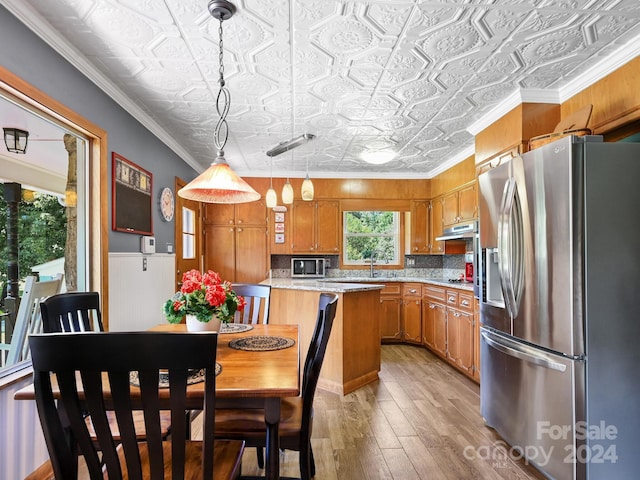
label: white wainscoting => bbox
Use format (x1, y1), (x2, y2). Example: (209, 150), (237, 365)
(108, 253), (175, 332)
(0, 371), (49, 479)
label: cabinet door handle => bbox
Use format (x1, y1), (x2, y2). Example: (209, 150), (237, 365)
(237, 228), (243, 232)
(430, 304), (436, 309)
(228, 220), (233, 224)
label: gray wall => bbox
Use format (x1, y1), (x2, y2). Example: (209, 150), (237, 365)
(0, 5), (197, 252)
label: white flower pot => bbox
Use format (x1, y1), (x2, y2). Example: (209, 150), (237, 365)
(185, 314), (221, 332)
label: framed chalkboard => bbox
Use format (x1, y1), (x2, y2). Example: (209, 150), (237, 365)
(112, 152), (153, 235)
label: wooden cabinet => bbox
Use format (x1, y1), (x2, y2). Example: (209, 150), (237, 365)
(410, 200), (429, 253)
(402, 284), (422, 344)
(204, 225), (268, 283)
(411, 198), (445, 254)
(203, 200), (268, 283)
(429, 197), (445, 254)
(421, 284), (478, 381)
(443, 181), (477, 227)
(291, 200), (340, 253)
(380, 283), (402, 342)
(422, 284), (445, 350)
(445, 290), (475, 375)
(203, 200), (267, 226)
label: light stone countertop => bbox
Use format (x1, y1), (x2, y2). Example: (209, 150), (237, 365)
(322, 277), (475, 292)
(263, 277), (474, 293)
(261, 278), (385, 293)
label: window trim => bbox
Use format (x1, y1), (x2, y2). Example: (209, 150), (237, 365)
(341, 210), (404, 269)
(0, 66), (108, 383)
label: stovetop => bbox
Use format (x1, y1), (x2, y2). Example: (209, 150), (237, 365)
(448, 278), (473, 284)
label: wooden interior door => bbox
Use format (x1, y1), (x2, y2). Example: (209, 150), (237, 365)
(174, 177), (202, 291)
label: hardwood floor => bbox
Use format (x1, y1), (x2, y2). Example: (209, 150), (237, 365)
(203, 344), (547, 479)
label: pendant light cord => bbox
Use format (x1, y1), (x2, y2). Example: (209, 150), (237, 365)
(214, 16), (230, 153)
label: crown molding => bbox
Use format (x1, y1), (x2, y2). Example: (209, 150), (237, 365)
(2, 0), (202, 173)
(559, 33), (640, 103)
(467, 88), (560, 136)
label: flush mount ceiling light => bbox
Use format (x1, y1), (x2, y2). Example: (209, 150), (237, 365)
(266, 133), (315, 157)
(3, 128), (29, 154)
(177, 0), (260, 204)
(361, 149), (396, 165)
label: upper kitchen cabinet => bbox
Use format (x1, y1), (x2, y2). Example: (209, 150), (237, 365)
(429, 197), (445, 254)
(203, 200), (268, 226)
(291, 200), (340, 253)
(410, 198), (445, 254)
(442, 181), (477, 227)
(203, 199), (269, 283)
(410, 200), (429, 254)
(204, 223), (268, 283)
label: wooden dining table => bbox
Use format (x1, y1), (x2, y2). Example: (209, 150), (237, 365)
(15, 323), (300, 480)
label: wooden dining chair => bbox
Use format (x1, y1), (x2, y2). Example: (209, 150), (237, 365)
(27, 331), (245, 480)
(39, 292), (172, 443)
(232, 283), (271, 325)
(214, 292), (339, 479)
(39, 291), (103, 333)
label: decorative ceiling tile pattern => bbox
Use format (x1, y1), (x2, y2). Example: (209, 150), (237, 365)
(9, 0), (640, 178)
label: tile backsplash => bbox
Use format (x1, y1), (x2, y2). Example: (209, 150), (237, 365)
(271, 253), (467, 280)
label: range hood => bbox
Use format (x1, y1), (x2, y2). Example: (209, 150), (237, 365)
(436, 221), (477, 241)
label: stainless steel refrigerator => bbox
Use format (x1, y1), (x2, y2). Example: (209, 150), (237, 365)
(478, 135), (640, 480)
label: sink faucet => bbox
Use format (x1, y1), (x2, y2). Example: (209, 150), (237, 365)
(369, 249), (388, 278)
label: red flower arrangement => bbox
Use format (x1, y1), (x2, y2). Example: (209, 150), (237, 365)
(163, 269), (245, 324)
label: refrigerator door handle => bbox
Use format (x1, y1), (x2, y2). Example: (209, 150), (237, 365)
(498, 178), (518, 318)
(481, 329), (567, 372)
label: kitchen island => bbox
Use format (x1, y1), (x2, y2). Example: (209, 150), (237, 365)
(261, 278), (384, 395)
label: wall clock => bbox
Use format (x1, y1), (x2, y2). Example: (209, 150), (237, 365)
(159, 187), (175, 222)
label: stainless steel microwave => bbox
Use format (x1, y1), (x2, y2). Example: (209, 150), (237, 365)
(291, 258), (325, 278)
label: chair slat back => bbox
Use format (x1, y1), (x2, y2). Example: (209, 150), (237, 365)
(4, 274), (63, 365)
(301, 293), (338, 430)
(40, 291), (103, 333)
(29, 331), (219, 480)
(232, 283), (271, 325)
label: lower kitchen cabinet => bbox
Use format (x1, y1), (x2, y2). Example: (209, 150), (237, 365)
(422, 284), (478, 382)
(380, 284), (402, 341)
(447, 307), (474, 375)
(402, 283), (422, 344)
(377, 282), (479, 383)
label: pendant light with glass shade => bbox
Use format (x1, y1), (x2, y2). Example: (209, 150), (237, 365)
(265, 153), (278, 208)
(177, 1), (260, 204)
(281, 0), (297, 206)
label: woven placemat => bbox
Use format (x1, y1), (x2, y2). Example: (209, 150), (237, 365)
(129, 363), (221, 388)
(228, 335), (295, 352)
(220, 323), (253, 334)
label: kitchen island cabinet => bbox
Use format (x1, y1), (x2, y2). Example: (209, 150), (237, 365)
(262, 279), (383, 395)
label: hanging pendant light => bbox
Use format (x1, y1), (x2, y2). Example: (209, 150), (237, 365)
(301, 173), (314, 201)
(281, 177), (294, 205)
(265, 151), (277, 208)
(178, 1), (260, 204)
(281, 0), (296, 207)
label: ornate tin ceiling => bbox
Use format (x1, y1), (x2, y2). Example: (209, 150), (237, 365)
(5, 0), (640, 178)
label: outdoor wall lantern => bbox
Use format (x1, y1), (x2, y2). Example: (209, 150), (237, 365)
(4, 128), (29, 154)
